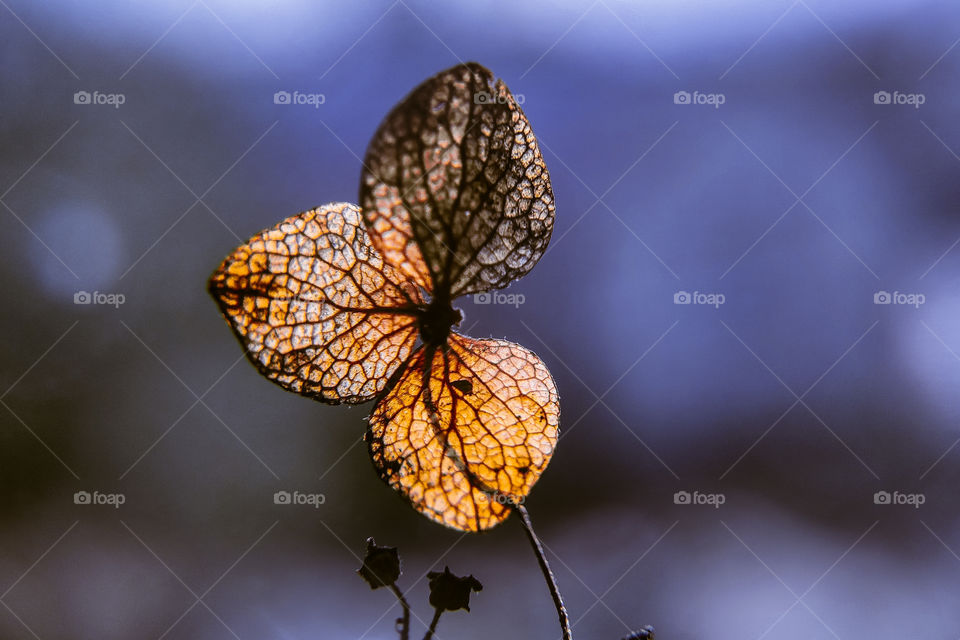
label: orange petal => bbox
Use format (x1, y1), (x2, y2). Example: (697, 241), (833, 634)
(209, 203), (422, 404)
(359, 62), (555, 298)
(367, 334), (559, 531)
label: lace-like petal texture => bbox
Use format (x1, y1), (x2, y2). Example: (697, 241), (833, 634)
(209, 203), (422, 404)
(368, 335), (559, 531)
(360, 62), (554, 297)
(210, 64), (560, 532)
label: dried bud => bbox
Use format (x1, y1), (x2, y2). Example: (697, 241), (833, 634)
(426, 566), (483, 612)
(356, 537), (401, 589)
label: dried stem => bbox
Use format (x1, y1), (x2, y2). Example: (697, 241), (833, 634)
(516, 504), (572, 639)
(388, 583), (410, 640)
(422, 608), (443, 640)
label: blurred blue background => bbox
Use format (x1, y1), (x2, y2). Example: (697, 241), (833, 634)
(2, 1), (960, 638)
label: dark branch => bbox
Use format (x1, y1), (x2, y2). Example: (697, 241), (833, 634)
(388, 583), (410, 640)
(516, 504), (572, 639)
(422, 608), (443, 640)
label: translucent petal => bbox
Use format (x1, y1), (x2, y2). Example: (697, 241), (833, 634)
(367, 335), (559, 531)
(209, 203), (422, 404)
(360, 62), (555, 298)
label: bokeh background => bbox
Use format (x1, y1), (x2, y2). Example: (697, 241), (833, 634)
(2, 1), (959, 638)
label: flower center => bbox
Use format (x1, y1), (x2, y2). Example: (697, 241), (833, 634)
(418, 297), (463, 346)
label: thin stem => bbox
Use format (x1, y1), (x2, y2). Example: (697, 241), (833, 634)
(516, 504), (572, 639)
(388, 583), (410, 640)
(422, 608), (443, 640)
